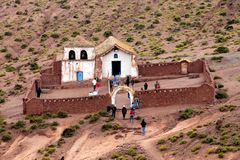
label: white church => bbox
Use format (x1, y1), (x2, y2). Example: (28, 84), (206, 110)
(57, 36), (139, 82)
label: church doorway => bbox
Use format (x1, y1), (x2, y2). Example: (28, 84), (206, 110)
(112, 61), (121, 76)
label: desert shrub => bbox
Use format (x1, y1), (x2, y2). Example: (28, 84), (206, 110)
(50, 121), (59, 126)
(0, 72), (6, 77)
(145, 6), (151, 11)
(57, 138), (65, 146)
(71, 31), (80, 37)
(208, 67), (215, 72)
(191, 145), (201, 152)
(0, 97), (5, 104)
(166, 36), (174, 42)
(179, 108), (194, 120)
(111, 152), (122, 159)
(135, 154), (146, 160)
(168, 132), (183, 142)
(62, 127), (75, 138)
(103, 30), (112, 38)
(2, 132), (12, 141)
(214, 76), (222, 80)
(0, 90), (5, 97)
(159, 144), (167, 151)
(211, 56), (223, 62)
(5, 65), (16, 72)
(89, 114), (100, 123)
(134, 23), (145, 30)
(187, 130), (198, 138)
(214, 47), (229, 54)
(219, 105), (237, 112)
(4, 32), (12, 36)
(71, 124), (80, 130)
(215, 90), (228, 99)
(127, 146), (137, 156)
(215, 83), (224, 89)
(14, 84), (23, 90)
(179, 140), (187, 145)
(40, 34), (49, 42)
(202, 137), (214, 144)
(157, 139), (166, 145)
(4, 53), (12, 60)
(232, 136), (240, 145)
(152, 47), (166, 56)
(29, 61), (40, 71)
(101, 123), (112, 131)
(126, 37), (134, 42)
(21, 44), (28, 49)
(11, 120), (25, 129)
(173, 16), (181, 22)
(98, 110), (108, 117)
(57, 111), (68, 118)
(136, 116), (142, 120)
(218, 152), (224, 158)
(50, 33), (60, 39)
(79, 120), (84, 125)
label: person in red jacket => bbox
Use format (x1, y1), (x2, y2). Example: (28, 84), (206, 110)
(96, 81), (100, 92)
(130, 108), (135, 123)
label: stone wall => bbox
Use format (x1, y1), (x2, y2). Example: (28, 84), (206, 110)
(24, 95), (111, 115)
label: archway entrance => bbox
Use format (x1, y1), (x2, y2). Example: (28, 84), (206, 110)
(110, 86), (134, 108)
(181, 62), (188, 74)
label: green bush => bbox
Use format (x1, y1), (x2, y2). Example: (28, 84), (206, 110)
(11, 120), (25, 129)
(57, 111), (68, 118)
(103, 30), (112, 38)
(179, 140), (187, 145)
(187, 130), (198, 138)
(14, 84), (23, 90)
(135, 154), (146, 160)
(126, 37), (134, 42)
(214, 76), (222, 80)
(219, 105), (237, 112)
(202, 137), (214, 144)
(214, 47), (229, 54)
(2, 132), (12, 142)
(5, 65), (16, 72)
(179, 108), (194, 120)
(101, 123), (112, 131)
(215, 90), (228, 99)
(0, 97), (5, 104)
(98, 110), (108, 117)
(218, 152), (224, 158)
(50, 121), (59, 126)
(50, 33), (60, 39)
(191, 145), (201, 152)
(157, 139), (166, 144)
(127, 147), (137, 156)
(89, 114), (100, 123)
(79, 120), (84, 125)
(62, 127), (76, 138)
(159, 144), (167, 151)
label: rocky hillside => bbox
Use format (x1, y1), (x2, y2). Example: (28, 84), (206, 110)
(0, 0), (239, 102)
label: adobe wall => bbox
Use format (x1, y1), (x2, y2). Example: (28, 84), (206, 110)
(40, 61), (61, 88)
(135, 84), (215, 108)
(24, 95), (111, 115)
(138, 62), (181, 77)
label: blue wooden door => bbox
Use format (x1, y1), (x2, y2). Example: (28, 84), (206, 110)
(77, 71), (83, 81)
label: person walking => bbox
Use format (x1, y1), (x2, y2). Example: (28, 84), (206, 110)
(96, 81), (100, 92)
(112, 105), (117, 118)
(122, 105), (127, 119)
(144, 82), (148, 90)
(141, 119), (147, 136)
(130, 108), (135, 123)
(92, 78), (97, 91)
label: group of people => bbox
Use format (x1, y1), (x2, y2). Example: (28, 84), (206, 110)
(107, 104), (147, 136)
(125, 76), (135, 87)
(141, 81), (161, 91)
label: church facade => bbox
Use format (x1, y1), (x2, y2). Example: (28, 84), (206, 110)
(59, 36), (138, 83)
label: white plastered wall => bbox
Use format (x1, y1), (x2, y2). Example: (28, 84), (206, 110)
(63, 47), (95, 60)
(101, 50), (138, 78)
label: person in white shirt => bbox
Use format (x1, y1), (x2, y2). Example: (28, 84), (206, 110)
(92, 78), (97, 91)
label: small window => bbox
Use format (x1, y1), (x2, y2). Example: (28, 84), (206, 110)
(114, 53), (118, 59)
(69, 50), (76, 60)
(113, 46), (118, 52)
(80, 50), (88, 60)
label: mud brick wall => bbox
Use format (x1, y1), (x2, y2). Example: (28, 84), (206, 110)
(24, 95), (111, 115)
(135, 84), (215, 108)
(41, 61), (61, 87)
(138, 62), (181, 77)
(187, 60), (204, 73)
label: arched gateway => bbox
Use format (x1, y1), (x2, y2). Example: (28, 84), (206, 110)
(110, 85), (135, 107)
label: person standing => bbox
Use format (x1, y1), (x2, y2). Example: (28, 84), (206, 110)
(126, 76), (130, 86)
(131, 79), (135, 87)
(154, 81), (160, 90)
(36, 87), (42, 98)
(112, 105), (117, 118)
(96, 81), (100, 92)
(141, 119), (147, 136)
(130, 108), (135, 123)
(144, 82), (148, 90)
(122, 105), (127, 119)
(92, 78), (97, 91)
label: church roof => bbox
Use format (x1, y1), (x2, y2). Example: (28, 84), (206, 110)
(95, 36), (136, 56)
(65, 36), (94, 48)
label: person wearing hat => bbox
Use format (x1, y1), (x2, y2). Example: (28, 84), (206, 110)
(121, 105), (127, 119)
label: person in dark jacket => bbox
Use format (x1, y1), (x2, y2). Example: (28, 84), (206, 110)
(112, 105), (117, 118)
(141, 119), (147, 135)
(126, 76), (130, 86)
(143, 82), (148, 90)
(121, 105), (127, 119)
(131, 79), (135, 87)
(36, 87), (42, 98)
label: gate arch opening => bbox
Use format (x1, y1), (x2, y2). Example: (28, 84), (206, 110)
(110, 86), (135, 108)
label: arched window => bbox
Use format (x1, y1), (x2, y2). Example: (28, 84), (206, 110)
(114, 53), (118, 58)
(69, 50), (76, 60)
(80, 50), (88, 60)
